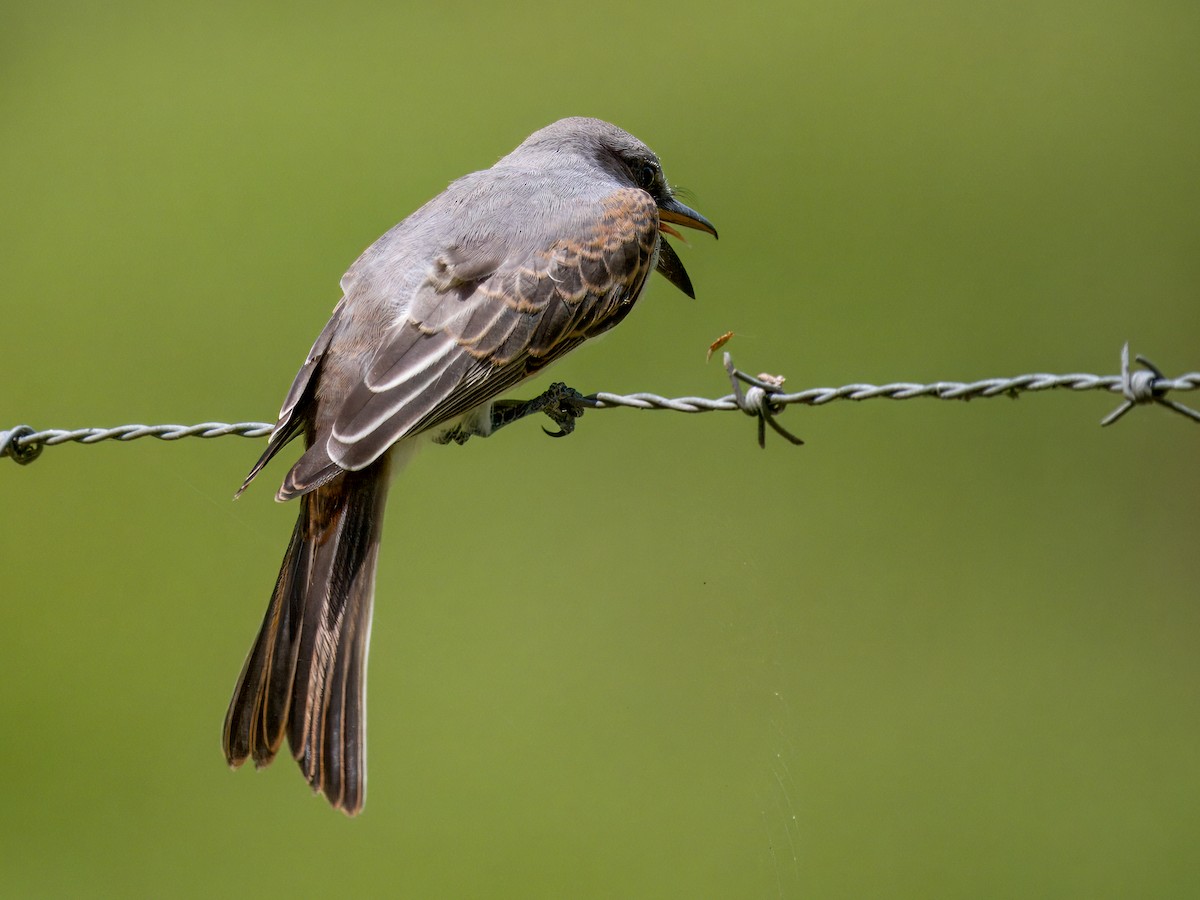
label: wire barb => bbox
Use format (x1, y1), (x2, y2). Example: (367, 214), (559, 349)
(3, 345), (1196, 466)
(1099, 343), (1200, 427)
(723, 353), (805, 448)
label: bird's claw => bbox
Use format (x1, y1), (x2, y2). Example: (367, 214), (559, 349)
(536, 383), (593, 438)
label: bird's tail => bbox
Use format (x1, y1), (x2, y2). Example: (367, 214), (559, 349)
(222, 458), (391, 815)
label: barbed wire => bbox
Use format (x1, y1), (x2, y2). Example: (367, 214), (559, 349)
(3, 344), (1197, 466)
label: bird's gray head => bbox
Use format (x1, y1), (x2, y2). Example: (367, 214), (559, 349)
(504, 117), (718, 297)
(507, 118), (676, 204)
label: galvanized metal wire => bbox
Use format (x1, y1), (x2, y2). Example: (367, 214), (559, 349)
(4, 344), (1197, 465)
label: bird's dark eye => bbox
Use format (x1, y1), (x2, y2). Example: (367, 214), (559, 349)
(634, 160), (658, 192)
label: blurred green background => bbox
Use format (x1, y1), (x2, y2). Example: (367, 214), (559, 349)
(3, 1), (1198, 896)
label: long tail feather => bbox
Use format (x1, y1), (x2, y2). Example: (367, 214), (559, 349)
(222, 458), (390, 815)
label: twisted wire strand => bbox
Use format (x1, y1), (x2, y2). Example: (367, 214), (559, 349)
(590, 371), (1200, 413)
(1, 422), (274, 466)
(4, 345), (1197, 465)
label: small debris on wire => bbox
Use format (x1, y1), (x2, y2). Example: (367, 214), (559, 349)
(706, 331), (735, 362)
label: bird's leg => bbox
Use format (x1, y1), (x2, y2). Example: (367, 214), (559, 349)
(493, 382), (597, 438)
(434, 382), (597, 445)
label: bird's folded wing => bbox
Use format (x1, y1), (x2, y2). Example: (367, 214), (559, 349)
(312, 187), (660, 477)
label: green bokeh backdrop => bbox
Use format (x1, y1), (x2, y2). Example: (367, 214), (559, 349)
(4, 2), (1198, 897)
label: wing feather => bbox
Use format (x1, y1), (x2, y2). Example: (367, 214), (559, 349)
(319, 187), (659, 473)
(236, 303), (344, 496)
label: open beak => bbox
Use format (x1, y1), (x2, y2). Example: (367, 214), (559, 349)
(655, 196), (717, 299)
(659, 196), (718, 239)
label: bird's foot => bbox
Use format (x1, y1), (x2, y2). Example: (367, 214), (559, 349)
(494, 382), (596, 438)
(435, 383), (596, 445)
